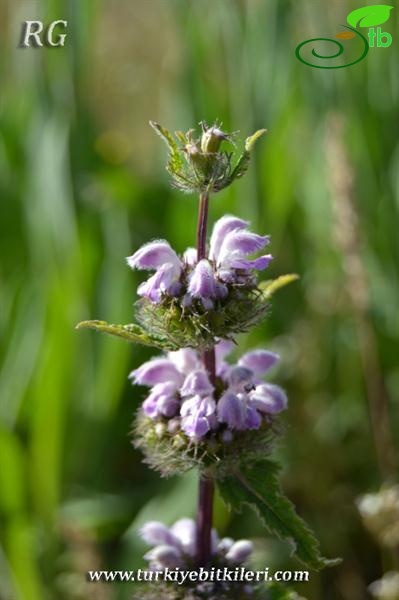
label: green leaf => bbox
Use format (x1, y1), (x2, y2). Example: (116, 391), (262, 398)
(217, 458), (340, 570)
(259, 274), (299, 300)
(347, 5), (393, 28)
(229, 128), (267, 183)
(245, 128), (267, 152)
(75, 320), (167, 349)
(149, 121), (185, 175)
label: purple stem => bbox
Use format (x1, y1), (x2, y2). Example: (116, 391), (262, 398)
(196, 192), (209, 262)
(196, 474), (215, 566)
(195, 190), (215, 566)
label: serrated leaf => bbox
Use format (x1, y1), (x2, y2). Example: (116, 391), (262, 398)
(75, 320), (168, 349)
(149, 121), (184, 174)
(259, 274), (299, 300)
(217, 458), (341, 570)
(229, 150), (251, 182)
(347, 5), (393, 28)
(245, 128), (267, 152)
(149, 121), (178, 153)
(174, 130), (188, 144)
(228, 128), (267, 184)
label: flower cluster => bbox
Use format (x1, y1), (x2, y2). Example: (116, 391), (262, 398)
(140, 518), (253, 570)
(127, 215), (272, 310)
(130, 340), (287, 441)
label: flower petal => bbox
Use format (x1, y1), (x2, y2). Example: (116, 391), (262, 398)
(209, 215), (248, 261)
(130, 358), (182, 387)
(180, 395), (216, 418)
(228, 366), (254, 389)
(249, 383), (288, 414)
(167, 348), (200, 375)
(144, 544), (183, 568)
(140, 521), (179, 547)
(215, 340), (235, 362)
(245, 403), (262, 429)
(188, 259), (217, 298)
(238, 350), (280, 377)
(137, 263), (182, 303)
(183, 247), (197, 266)
(142, 381), (179, 418)
(225, 540), (253, 564)
(180, 396), (216, 438)
(215, 340), (235, 379)
(218, 230), (270, 265)
(229, 254), (273, 270)
(170, 518), (196, 556)
(180, 395), (201, 418)
(181, 414), (211, 438)
(180, 370), (214, 397)
(127, 241), (181, 271)
(217, 391), (248, 430)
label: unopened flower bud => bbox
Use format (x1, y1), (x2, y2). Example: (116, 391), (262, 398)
(155, 422), (167, 438)
(144, 544), (183, 568)
(184, 141), (208, 174)
(225, 540), (253, 564)
(167, 418), (180, 434)
(217, 537), (234, 553)
(201, 125), (229, 154)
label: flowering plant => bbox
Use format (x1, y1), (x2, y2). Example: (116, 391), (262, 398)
(77, 122), (339, 598)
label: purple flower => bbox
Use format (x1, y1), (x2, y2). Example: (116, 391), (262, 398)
(228, 366), (255, 390)
(183, 247), (197, 266)
(188, 259), (217, 299)
(249, 383), (288, 414)
(131, 340), (286, 437)
(144, 544), (183, 569)
(180, 370), (214, 397)
(127, 240), (183, 303)
(127, 241), (180, 271)
(140, 517), (253, 570)
(217, 391), (252, 430)
(140, 521), (180, 547)
(215, 340), (236, 379)
(170, 518), (198, 557)
(225, 540), (253, 564)
(208, 215), (273, 283)
(127, 215), (273, 307)
(209, 215), (249, 261)
(142, 382), (179, 418)
(238, 349), (280, 377)
(137, 263), (182, 303)
(168, 348), (201, 375)
(181, 395), (216, 438)
(130, 358), (183, 387)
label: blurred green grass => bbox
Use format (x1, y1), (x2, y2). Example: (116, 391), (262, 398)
(1, 0), (399, 598)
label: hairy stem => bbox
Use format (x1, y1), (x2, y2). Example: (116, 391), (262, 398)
(196, 473), (215, 566)
(195, 190), (215, 565)
(196, 192), (209, 262)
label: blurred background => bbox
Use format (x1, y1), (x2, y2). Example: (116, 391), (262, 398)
(1, 0), (399, 598)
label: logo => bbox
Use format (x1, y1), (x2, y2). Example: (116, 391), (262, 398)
(20, 20), (68, 48)
(296, 5), (393, 68)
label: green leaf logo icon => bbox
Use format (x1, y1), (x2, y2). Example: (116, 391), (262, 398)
(347, 5), (393, 28)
